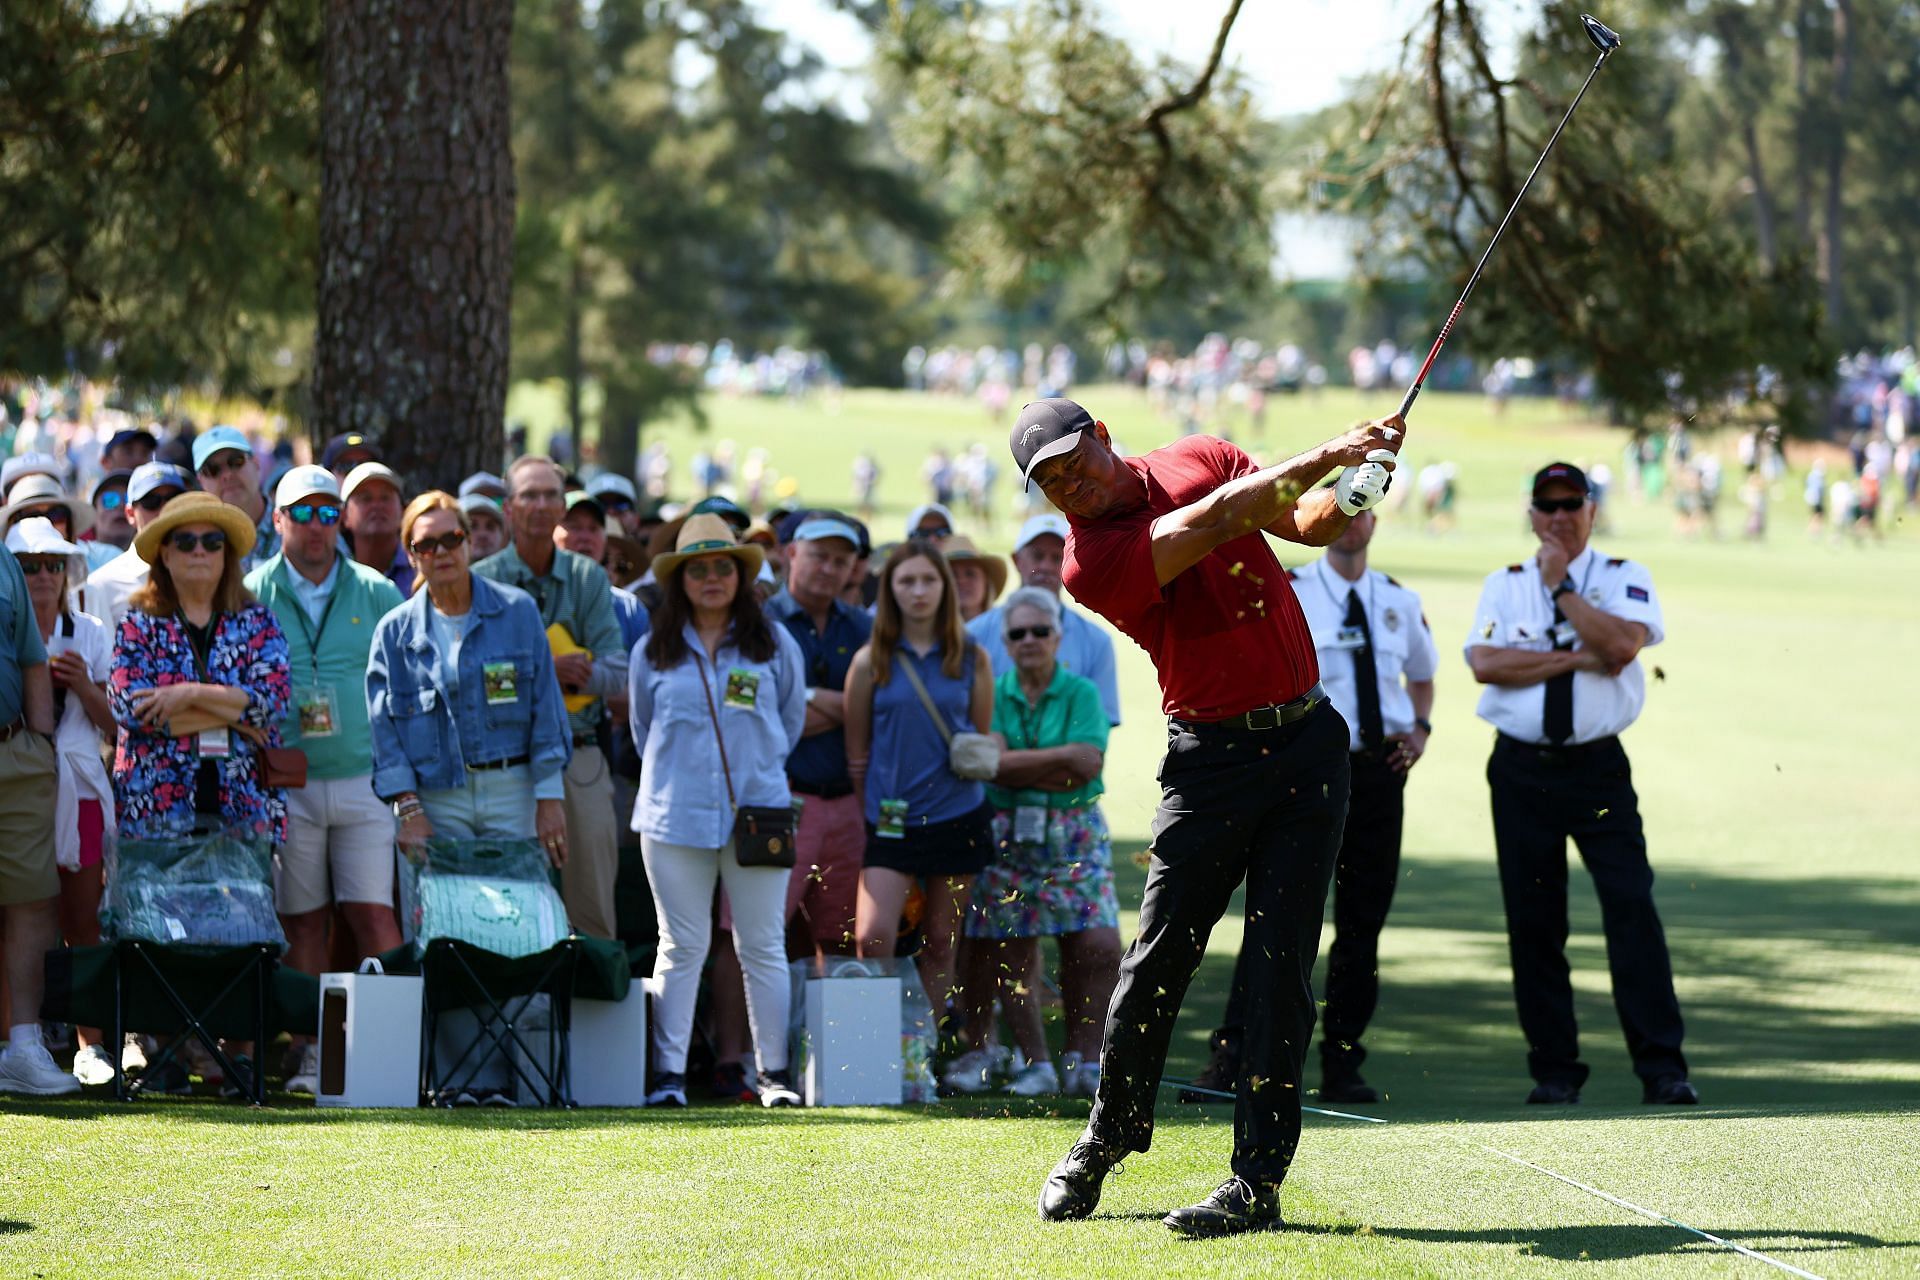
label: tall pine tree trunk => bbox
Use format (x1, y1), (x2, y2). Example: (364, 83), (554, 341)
(1821, 0), (1853, 332)
(314, 0), (516, 492)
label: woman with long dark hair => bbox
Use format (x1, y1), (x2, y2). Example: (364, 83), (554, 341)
(629, 514), (807, 1109)
(843, 540), (995, 1049)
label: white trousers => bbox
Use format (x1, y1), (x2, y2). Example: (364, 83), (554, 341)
(641, 835), (792, 1075)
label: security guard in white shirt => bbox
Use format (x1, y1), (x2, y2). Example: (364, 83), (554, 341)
(1184, 508), (1436, 1106)
(1466, 462), (1694, 1108)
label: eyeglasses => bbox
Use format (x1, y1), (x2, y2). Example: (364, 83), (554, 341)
(685, 558), (738, 581)
(18, 558), (66, 576)
(168, 530), (228, 554)
(198, 452), (250, 480)
(285, 502), (342, 526)
(410, 529), (469, 556)
(97, 491), (127, 511)
(1531, 497), (1587, 515)
(1006, 626), (1054, 641)
(136, 490), (182, 513)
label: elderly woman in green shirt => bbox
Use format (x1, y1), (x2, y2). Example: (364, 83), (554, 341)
(970, 586), (1122, 1098)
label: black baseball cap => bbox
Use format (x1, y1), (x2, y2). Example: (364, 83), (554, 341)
(1531, 462), (1591, 496)
(101, 428), (158, 461)
(321, 432), (381, 472)
(1010, 398), (1095, 490)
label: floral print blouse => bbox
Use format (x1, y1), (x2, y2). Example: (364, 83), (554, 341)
(109, 603), (292, 842)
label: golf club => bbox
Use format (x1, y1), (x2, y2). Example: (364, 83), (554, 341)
(1394, 12), (1623, 426)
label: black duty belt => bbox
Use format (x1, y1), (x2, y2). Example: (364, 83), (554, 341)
(1497, 732), (1620, 762)
(792, 782), (855, 800)
(1175, 683), (1328, 734)
(467, 754), (532, 772)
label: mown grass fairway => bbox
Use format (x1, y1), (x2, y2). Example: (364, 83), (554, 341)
(7, 387), (1918, 1278)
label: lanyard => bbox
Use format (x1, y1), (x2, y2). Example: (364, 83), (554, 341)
(1541, 552), (1599, 613)
(1316, 560), (1373, 618)
(175, 611), (216, 681)
(283, 565), (342, 684)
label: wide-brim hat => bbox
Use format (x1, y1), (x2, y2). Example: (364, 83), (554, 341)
(649, 512), (765, 582)
(5, 516), (90, 583)
(134, 491), (258, 565)
(0, 474), (95, 540)
(942, 534), (1008, 603)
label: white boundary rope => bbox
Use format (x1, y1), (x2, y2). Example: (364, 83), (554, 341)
(1160, 1078), (1828, 1279)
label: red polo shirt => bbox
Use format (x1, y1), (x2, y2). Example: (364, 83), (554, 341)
(1063, 435), (1319, 721)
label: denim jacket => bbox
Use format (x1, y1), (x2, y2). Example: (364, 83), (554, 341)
(366, 573), (572, 800)
(629, 623), (807, 848)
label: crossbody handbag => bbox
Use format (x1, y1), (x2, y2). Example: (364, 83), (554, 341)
(694, 657), (796, 868)
(896, 652), (1002, 782)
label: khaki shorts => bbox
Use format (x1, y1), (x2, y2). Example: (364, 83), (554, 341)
(0, 731), (58, 906)
(274, 774), (397, 915)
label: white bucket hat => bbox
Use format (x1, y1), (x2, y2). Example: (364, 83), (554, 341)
(5, 515), (90, 584)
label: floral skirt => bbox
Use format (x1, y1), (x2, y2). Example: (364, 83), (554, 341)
(965, 803), (1119, 940)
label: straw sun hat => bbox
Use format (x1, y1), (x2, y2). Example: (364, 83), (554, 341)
(649, 512), (765, 581)
(134, 491), (258, 565)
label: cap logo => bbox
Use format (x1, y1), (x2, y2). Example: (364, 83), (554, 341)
(1020, 424), (1049, 450)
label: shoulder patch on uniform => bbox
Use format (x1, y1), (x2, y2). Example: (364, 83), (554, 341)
(1506, 564), (1524, 573)
(1383, 573), (1401, 587)
(1626, 585), (1649, 602)
(1608, 557), (1626, 567)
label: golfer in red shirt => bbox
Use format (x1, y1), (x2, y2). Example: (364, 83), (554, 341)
(1020, 397), (1400, 1237)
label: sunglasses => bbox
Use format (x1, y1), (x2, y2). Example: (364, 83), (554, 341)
(285, 502), (342, 526)
(599, 498), (634, 513)
(18, 506), (69, 527)
(97, 491), (128, 511)
(1531, 497), (1587, 515)
(410, 529), (469, 556)
(168, 530), (228, 554)
(917, 525), (953, 539)
(1006, 625), (1054, 641)
(18, 557), (66, 576)
(198, 452), (251, 480)
(136, 490), (182, 512)
(685, 557), (738, 581)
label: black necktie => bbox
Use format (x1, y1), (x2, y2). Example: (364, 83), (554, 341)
(1346, 588), (1384, 749)
(1544, 597), (1575, 744)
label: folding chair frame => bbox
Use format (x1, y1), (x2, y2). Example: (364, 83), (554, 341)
(420, 938), (579, 1108)
(109, 940), (277, 1106)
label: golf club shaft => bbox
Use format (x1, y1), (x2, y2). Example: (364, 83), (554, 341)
(1396, 50), (1615, 423)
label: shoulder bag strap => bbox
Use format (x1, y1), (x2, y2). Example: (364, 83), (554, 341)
(894, 650), (954, 747)
(693, 654), (738, 810)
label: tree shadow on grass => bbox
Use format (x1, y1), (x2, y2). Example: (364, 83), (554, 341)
(0, 1220), (30, 1236)
(1368, 1223), (1912, 1265)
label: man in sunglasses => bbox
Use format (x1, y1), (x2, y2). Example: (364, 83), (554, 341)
(245, 465), (406, 1095)
(89, 471), (136, 557)
(192, 425), (276, 571)
(1466, 461), (1692, 1108)
(78, 461), (193, 635)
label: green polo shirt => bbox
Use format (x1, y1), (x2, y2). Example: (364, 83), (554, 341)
(246, 552), (405, 780)
(986, 665), (1110, 812)
(472, 541), (623, 737)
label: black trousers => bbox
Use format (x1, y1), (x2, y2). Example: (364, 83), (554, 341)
(1087, 702), (1348, 1185)
(1488, 734), (1687, 1087)
(1219, 751), (1405, 1078)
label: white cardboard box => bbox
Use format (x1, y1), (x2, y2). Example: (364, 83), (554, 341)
(316, 964), (424, 1108)
(565, 988), (648, 1107)
(804, 976), (901, 1107)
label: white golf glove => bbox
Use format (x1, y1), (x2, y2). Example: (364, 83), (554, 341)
(1335, 450), (1396, 516)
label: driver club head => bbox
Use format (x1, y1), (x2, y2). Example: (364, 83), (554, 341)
(1581, 13), (1623, 54)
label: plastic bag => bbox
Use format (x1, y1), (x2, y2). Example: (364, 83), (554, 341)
(104, 827), (283, 947)
(397, 837), (570, 959)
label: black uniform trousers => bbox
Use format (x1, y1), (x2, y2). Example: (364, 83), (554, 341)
(1217, 749), (1406, 1078)
(1488, 733), (1688, 1088)
(1087, 702), (1348, 1185)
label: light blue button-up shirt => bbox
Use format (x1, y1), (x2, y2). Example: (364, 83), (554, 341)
(628, 622), (807, 848)
(967, 599), (1122, 725)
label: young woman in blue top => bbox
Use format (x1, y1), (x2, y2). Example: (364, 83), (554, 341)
(844, 540), (994, 1032)
(367, 492), (572, 862)
(629, 514), (807, 1109)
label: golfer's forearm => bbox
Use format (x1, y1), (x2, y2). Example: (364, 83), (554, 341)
(1467, 647), (1580, 687)
(1282, 490), (1352, 547)
(1203, 445), (1339, 539)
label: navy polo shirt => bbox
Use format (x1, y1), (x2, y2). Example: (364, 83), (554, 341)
(764, 588), (871, 794)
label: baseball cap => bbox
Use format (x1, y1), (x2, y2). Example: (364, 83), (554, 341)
(1013, 513), (1070, 554)
(1, 453), (62, 496)
(91, 469), (134, 504)
(274, 464), (342, 509)
(191, 424), (252, 474)
(341, 461), (404, 503)
(1531, 462), (1592, 497)
(1009, 398), (1096, 489)
(128, 462), (195, 505)
(564, 489), (605, 519)
(458, 471), (506, 499)
(321, 432), (381, 472)
(905, 502), (954, 538)
(791, 515), (862, 548)
(101, 427), (158, 461)
(689, 494), (750, 532)
(586, 474), (638, 506)
(459, 493), (503, 521)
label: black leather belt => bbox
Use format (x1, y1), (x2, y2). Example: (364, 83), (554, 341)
(1497, 732), (1620, 762)
(1175, 683), (1327, 733)
(467, 753), (531, 772)
(792, 782), (855, 800)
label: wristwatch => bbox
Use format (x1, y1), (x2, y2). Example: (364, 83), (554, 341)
(1550, 577), (1578, 602)
(1414, 717), (1433, 734)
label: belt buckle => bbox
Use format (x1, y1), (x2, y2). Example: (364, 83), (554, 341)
(1244, 704), (1279, 732)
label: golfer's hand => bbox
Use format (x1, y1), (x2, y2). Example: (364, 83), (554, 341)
(1336, 451), (1397, 516)
(536, 799), (568, 868)
(1328, 416), (1405, 466)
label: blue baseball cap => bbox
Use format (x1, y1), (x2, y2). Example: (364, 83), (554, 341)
(191, 424), (252, 474)
(128, 461), (195, 505)
(101, 427), (158, 461)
